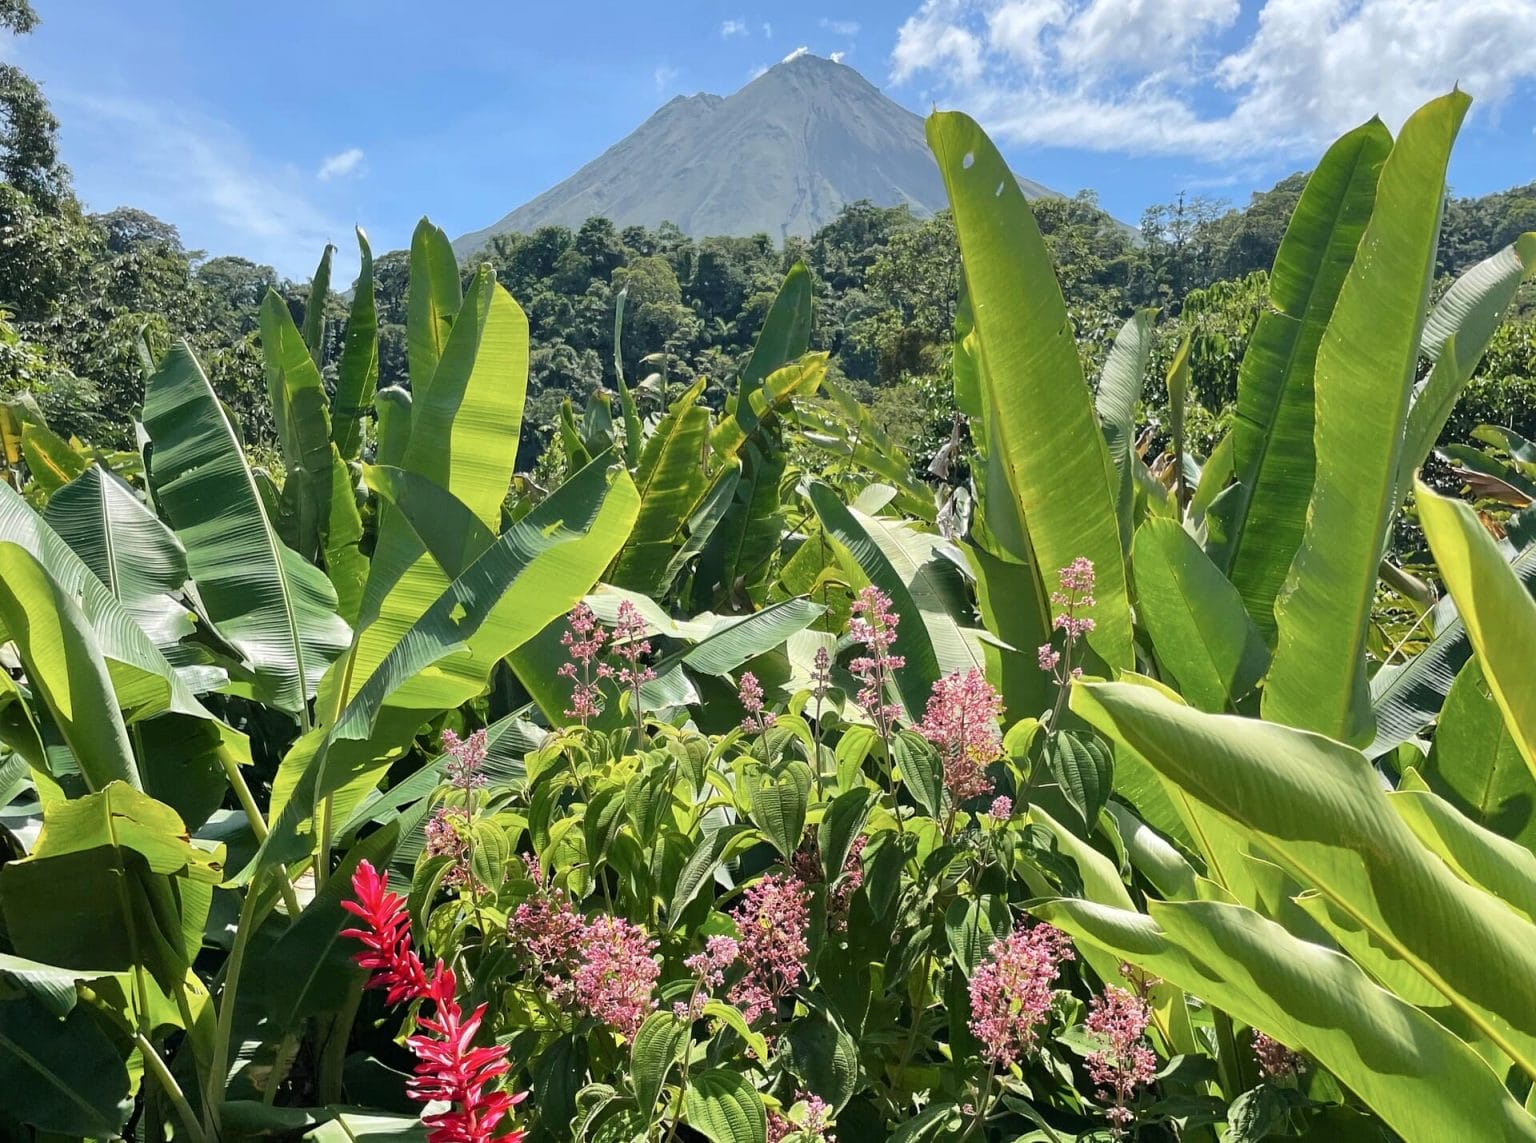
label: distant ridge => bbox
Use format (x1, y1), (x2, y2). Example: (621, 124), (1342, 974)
(453, 53), (1061, 255)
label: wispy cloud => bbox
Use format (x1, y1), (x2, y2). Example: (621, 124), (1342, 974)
(55, 91), (345, 277)
(762, 21), (773, 37)
(720, 18), (748, 38)
(781, 46), (810, 63)
(891, 0), (1536, 160)
(654, 64), (680, 92)
(317, 146), (365, 181)
(820, 18), (861, 36)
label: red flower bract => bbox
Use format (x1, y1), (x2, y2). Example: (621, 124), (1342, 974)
(342, 861), (527, 1143)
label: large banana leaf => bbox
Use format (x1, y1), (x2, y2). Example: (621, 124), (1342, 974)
(1417, 482), (1536, 776)
(788, 379), (934, 522)
(691, 437), (787, 611)
(260, 289), (367, 618)
(1073, 677), (1536, 1078)
(406, 218), (461, 392)
(1095, 309), (1157, 550)
(0, 996), (133, 1137)
(1208, 120), (1390, 636)
(1266, 93), (1469, 744)
(609, 379), (710, 593)
(42, 464), (193, 652)
(927, 110), (1131, 670)
(711, 262), (811, 456)
(1038, 897), (1536, 1142)
(1391, 784), (1536, 925)
(352, 269), (528, 697)
(0, 543), (139, 792)
(332, 227), (378, 462)
(0, 480), (206, 721)
(142, 342), (352, 716)
(302, 243), (334, 366)
(1421, 658), (1536, 847)
(258, 457), (639, 871)
(1132, 518), (1268, 713)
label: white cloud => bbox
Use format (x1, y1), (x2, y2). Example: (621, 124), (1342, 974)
(317, 146), (365, 181)
(55, 91), (345, 276)
(654, 65), (680, 92)
(782, 45), (811, 63)
(890, 0), (1536, 159)
(762, 21), (773, 37)
(720, 18), (748, 38)
(820, 18), (862, 35)
(830, 50), (847, 63)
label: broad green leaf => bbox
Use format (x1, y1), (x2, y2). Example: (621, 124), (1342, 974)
(374, 384), (411, 469)
(0, 952), (118, 1018)
(262, 287), (336, 558)
(363, 464), (495, 580)
(657, 460), (740, 596)
(406, 218), (461, 391)
(609, 379), (711, 593)
(322, 445), (368, 624)
(1390, 786), (1536, 925)
(42, 465), (194, 652)
(781, 1003), (859, 1112)
(666, 824), (753, 927)
(1132, 518), (1268, 712)
(0, 996), (131, 1137)
(612, 285), (643, 468)
(303, 242), (334, 366)
(143, 342), (352, 715)
(332, 227), (378, 461)
(1209, 119), (1390, 635)
(1096, 309), (1157, 549)
(712, 262), (812, 455)
(944, 894), (1008, 975)
(0, 543), (138, 791)
(892, 730), (943, 820)
(687, 1068), (767, 1143)
(1417, 482), (1536, 776)
(1072, 677), (1536, 1077)
(630, 1011), (689, 1121)
(818, 787), (872, 885)
(790, 378), (935, 521)
(1398, 234), (1536, 485)
(1048, 730), (1112, 830)
(928, 110), (1131, 671)
(19, 420), (86, 494)
(1267, 93), (1469, 744)
(693, 437), (787, 609)
(751, 761), (812, 859)
(961, 540), (1052, 723)
(353, 268), (528, 692)
(1038, 897), (1536, 1143)
(0, 481), (207, 722)
(1422, 658), (1536, 846)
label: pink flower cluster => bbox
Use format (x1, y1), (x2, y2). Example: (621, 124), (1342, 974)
(612, 600), (656, 693)
(1038, 557), (1096, 680)
(767, 1093), (835, 1143)
(987, 796), (1013, 822)
(557, 603), (612, 724)
(849, 586), (905, 735)
(1085, 985), (1158, 1137)
(507, 858), (659, 1037)
(572, 915), (661, 1038)
(424, 805), (473, 889)
(1252, 1031), (1306, 1080)
(968, 923), (1076, 1069)
(441, 727), (489, 791)
(810, 645), (833, 702)
(729, 873), (811, 1023)
(918, 668), (1004, 806)
(739, 671), (777, 733)
(341, 861), (526, 1143)
(676, 934), (741, 1019)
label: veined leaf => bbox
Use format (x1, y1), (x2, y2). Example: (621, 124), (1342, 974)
(609, 379), (710, 593)
(687, 1069), (767, 1143)
(1267, 93), (1469, 744)
(1417, 482), (1536, 777)
(332, 227), (378, 461)
(1209, 119), (1390, 635)
(143, 341), (352, 715)
(927, 110), (1131, 670)
(1132, 518), (1268, 712)
(1073, 677), (1536, 1079)
(1039, 897), (1536, 1143)
(302, 243), (334, 366)
(1096, 309), (1157, 550)
(42, 464), (194, 653)
(406, 218), (461, 392)
(712, 262), (812, 456)
(0, 997), (132, 1137)
(0, 543), (139, 791)
(1421, 658), (1536, 847)
(19, 420), (86, 494)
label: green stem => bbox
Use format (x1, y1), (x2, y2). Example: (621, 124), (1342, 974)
(207, 873), (267, 1119)
(957, 1064), (998, 1143)
(318, 984), (363, 1105)
(217, 749), (302, 917)
(137, 1030), (207, 1143)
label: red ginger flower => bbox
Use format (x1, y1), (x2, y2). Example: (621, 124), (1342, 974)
(342, 861), (526, 1143)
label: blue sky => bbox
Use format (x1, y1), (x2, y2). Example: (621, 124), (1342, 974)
(16, 0), (1536, 280)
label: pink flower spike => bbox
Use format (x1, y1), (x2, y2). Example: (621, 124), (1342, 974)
(728, 873), (811, 1024)
(918, 668), (1003, 806)
(967, 923), (1075, 1069)
(1085, 985), (1158, 1138)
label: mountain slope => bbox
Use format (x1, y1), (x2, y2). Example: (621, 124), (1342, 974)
(453, 53), (1059, 254)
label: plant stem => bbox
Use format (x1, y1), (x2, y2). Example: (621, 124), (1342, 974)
(207, 872), (267, 1119)
(318, 983), (363, 1105)
(136, 1030), (207, 1143)
(217, 749), (302, 916)
(958, 1064), (998, 1143)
